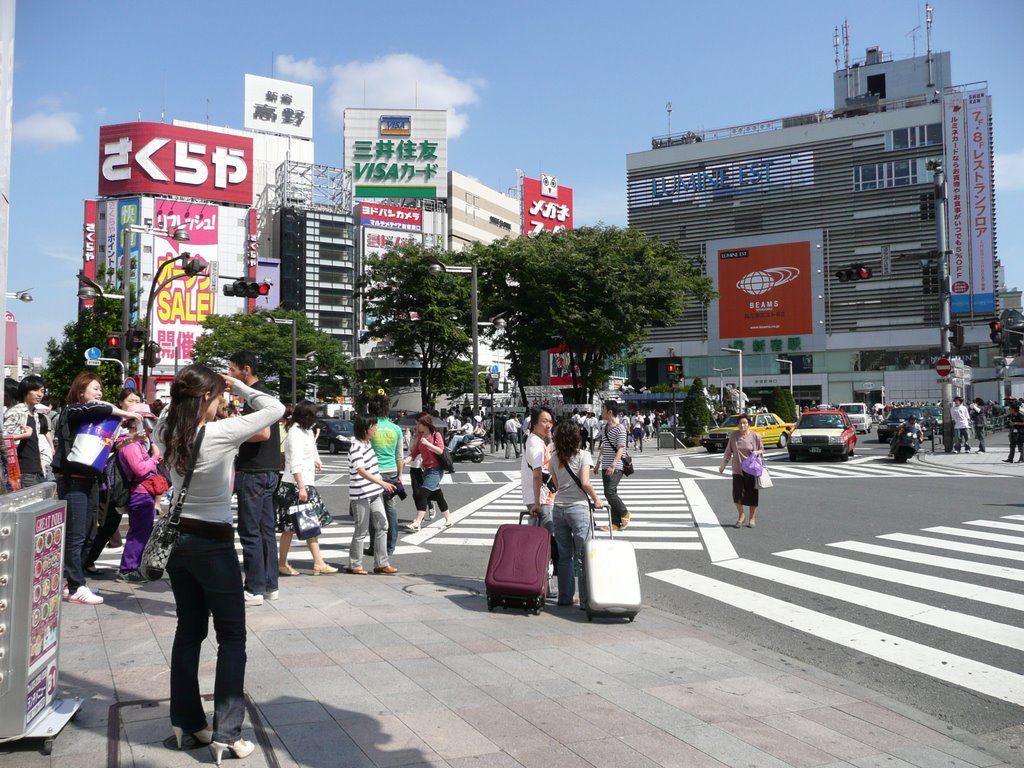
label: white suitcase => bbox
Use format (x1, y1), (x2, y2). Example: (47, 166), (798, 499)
(582, 508), (641, 622)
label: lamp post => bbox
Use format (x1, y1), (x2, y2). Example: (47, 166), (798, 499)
(140, 253), (209, 397)
(121, 223), (189, 373)
(721, 347), (744, 412)
(775, 358), (794, 397)
(267, 317), (298, 403)
(430, 261), (480, 414)
(5, 291), (32, 303)
(711, 367), (732, 411)
(77, 274), (125, 302)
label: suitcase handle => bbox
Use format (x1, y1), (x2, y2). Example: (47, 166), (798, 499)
(589, 500), (613, 539)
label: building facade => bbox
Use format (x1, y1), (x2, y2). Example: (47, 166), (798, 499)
(626, 47), (999, 406)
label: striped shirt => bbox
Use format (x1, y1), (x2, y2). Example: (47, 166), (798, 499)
(600, 423), (626, 472)
(349, 440), (383, 499)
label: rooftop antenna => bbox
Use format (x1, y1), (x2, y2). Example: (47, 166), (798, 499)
(906, 23), (921, 58)
(925, 3), (935, 87)
(666, 101), (672, 137)
(833, 26), (840, 71)
(843, 19), (851, 100)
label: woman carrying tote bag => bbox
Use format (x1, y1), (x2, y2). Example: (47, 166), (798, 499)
(718, 414), (764, 528)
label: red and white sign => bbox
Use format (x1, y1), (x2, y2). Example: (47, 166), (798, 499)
(522, 175), (573, 236)
(99, 122), (253, 206)
(81, 200), (97, 309)
(935, 358), (953, 377)
(359, 203), (422, 232)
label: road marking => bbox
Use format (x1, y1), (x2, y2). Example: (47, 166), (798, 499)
(828, 540), (1024, 582)
(921, 526), (1024, 547)
(878, 533), (1024, 562)
(402, 480), (520, 546)
(647, 567), (1024, 707)
(776, 548), (1024, 612)
(682, 478), (737, 563)
(963, 519), (1024, 533)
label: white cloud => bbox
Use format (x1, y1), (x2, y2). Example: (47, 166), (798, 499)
(274, 54), (327, 84)
(995, 149), (1024, 193)
(13, 111), (80, 149)
(326, 53), (482, 138)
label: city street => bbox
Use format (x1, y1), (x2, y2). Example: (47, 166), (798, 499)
(85, 430), (1024, 743)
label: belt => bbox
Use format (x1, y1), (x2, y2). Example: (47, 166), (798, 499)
(177, 518), (235, 542)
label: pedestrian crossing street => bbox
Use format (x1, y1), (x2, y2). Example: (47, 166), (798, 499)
(426, 478), (702, 551)
(651, 512), (1024, 708)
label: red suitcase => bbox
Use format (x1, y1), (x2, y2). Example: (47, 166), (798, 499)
(485, 519), (551, 615)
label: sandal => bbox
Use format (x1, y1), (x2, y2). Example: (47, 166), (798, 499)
(279, 565), (300, 576)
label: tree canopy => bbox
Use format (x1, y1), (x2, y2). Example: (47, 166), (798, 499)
(43, 296), (128, 404)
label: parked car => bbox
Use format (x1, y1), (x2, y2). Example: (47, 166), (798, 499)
(701, 413), (794, 453)
(316, 419), (354, 454)
(788, 410), (857, 461)
(877, 407), (933, 443)
(838, 402), (872, 434)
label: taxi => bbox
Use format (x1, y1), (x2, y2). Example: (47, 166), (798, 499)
(700, 413), (794, 453)
(787, 410), (857, 461)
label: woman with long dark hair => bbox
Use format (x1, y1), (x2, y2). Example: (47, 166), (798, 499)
(549, 420), (603, 607)
(276, 400), (338, 576)
(402, 412), (453, 532)
(154, 364), (284, 763)
(54, 372), (141, 605)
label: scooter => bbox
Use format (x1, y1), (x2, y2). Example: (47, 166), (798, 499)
(452, 435), (486, 463)
(890, 431), (921, 463)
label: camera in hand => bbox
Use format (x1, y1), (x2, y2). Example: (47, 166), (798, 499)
(385, 479), (408, 501)
(541, 470), (557, 494)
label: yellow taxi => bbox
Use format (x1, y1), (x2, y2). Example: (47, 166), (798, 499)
(700, 413), (795, 453)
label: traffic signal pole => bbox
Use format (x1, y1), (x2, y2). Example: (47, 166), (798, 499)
(934, 167), (954, 453)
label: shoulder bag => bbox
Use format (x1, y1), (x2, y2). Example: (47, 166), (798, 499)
(562, 456), (596, 514)
(139, 426), (206, 581)
(603, 427), (634, 476)
(434, 432), (454, 473)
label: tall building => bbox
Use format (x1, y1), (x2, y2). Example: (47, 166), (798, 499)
(626, 40), (997, 405)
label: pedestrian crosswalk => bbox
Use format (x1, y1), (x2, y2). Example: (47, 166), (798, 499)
(673, 454), (1005, 480)
(424, 478), (703, 552)
(650, 512), (1024, 707)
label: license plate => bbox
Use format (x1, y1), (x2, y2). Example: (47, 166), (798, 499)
(810, 447), (821, 453)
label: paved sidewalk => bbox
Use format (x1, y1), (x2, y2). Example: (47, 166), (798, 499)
(7, 567), (1019, 767)
(917, 429), (1024, 476)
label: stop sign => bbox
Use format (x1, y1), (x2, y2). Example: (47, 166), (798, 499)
(935, 358), (953, 377)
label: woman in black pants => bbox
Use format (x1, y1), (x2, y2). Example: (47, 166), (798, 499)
(402, 413), (453, 531)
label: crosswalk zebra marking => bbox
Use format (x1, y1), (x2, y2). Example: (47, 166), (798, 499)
(920, 525), (1024, 547)
(647, 567), (1024, 707)
(962, 519), (1024, 533)
(878, 533), (1024, 562)
(828, 539), (1024, 583)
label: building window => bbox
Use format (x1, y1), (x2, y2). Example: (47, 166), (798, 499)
(852, 159), (920, 192)
(890, 123), (942, 150)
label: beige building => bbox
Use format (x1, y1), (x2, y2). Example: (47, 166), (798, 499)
(447, 171), (520, 250)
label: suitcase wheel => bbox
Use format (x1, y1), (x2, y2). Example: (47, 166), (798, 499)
(586, 611), (593, 622)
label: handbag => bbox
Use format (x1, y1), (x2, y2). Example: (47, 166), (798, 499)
(139, 426), (206, 581)
(289, 503), (322, 540)
(740, 453), (764, 477)
(756, 464), (773, 489)
(603, 428), (634, 476)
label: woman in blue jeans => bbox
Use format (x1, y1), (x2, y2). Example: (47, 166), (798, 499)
(155, 365), (284, 763)
(549, 420), (604, 607)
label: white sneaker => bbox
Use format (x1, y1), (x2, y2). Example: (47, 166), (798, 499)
(428, 506), (436, 520)
(243, 591), (264, 606)
(264, 590), (280, 601)
(67, 586), (104, 605)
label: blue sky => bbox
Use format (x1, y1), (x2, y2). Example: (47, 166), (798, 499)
(9, 0), (1023, 362)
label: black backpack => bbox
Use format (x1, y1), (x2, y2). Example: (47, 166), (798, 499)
(102, 448), (132, 512)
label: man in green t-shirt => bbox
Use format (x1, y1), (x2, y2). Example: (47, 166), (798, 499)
(367, 395), (404, 557)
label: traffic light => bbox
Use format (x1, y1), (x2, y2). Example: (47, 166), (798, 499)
(921, 261), (939, 295)
(223, 279), (272, 298)
(948, 322), (965, 350)
(143, 340), (162, 368)
(126, 328), (146, 355)
(666, 363), (679, 374)
(990, 318), (1003, 344)
(835, 264), (873, 282)
(105, 333), (122, 357)
(485, 376), (496, 395)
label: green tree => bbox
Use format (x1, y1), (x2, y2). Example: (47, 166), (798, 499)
(360, 243), (473, 410)
(680, 377), (711, 444)
(192, 309), (352, 402)
(767, 386), (798, 423)
(43, 296), (127, 403)
(474, 227), (715, 405)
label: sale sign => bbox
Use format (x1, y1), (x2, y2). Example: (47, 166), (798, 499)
(717, 240), (813, 339)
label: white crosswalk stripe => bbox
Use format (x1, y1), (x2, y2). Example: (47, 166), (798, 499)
(671, 455), (1003, 481)
(650, 504), (1024, 707)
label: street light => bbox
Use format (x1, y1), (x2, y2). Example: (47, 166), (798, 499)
(721, 347), (744, 412)
(77, 273), (126, 301)
(140, 252), (209, 396)
(429, 260), (480, 414)
(266, 316), (298, 404)
(775, 358), (794, 397)
(711, 367), (732, 409)
(121, 223), (189, 372)
(5, 290), (32, 303)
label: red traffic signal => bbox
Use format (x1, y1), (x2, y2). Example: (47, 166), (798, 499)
(666, 363), (679, 374)
(223, 279), (272, 298)
(106, 334), (121, 349)
(836, 264), (873, 282)
(990, 319), (1003, 343)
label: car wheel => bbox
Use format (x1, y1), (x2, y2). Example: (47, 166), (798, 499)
(840, 449), (850, 462)
(788, 452), (797, 462)
(777, 433), (788, 449)
(878, 435), (887, 443)
(705, 446), (718, 453)
(329, 441), (339, 455)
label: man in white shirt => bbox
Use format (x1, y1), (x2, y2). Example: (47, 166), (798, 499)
(521, 406), (554, 531)
(950, 396), (971, 453)
(504, 413), (521, 458)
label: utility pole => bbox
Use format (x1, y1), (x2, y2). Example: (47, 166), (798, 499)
(933, 164), (954, 453)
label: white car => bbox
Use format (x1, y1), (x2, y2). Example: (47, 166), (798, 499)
(838, 403), (872, 434)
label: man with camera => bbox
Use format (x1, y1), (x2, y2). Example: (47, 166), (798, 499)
(366, 395), (405, 558)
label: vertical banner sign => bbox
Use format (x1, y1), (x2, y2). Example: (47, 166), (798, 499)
(117, 198), (141, 319)
(965, 89), (994, 314)
(247, 207), (259, 313)
(943, 91), (970, 314)
(105, 200), (117, 278)
(522, 175), (574, 236)
(81, 200), (97, 309)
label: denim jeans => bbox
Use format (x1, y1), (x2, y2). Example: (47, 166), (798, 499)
(58, 475), (99, 592)
(602, 470), (628, 526)
(369, 471), (399, 555)
(235, 471), (279, 595)
(954, 427), (970, 451)
(120, 491), (155, 573)
(973, 424), (986, 451)
(167, 532), (246, 743)
(350, 495), (389, 570)
(553, 503), (591, 606)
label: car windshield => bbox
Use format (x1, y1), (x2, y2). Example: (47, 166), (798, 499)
(925, 406), (943, 419)
(321, 419), (354, 434)
(890, 408), (924, 421)
(798, 414), (845, 429)
(839, 404), (865, 415)
(718, 416), (742, 427)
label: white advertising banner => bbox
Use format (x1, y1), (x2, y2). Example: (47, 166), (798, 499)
(965, 89), (994, 314)
(344, 108), (447, 199)
(943, 91), (969, 314)
(362, 226), (420, 259)
(105, 199), (118, 278)
(244, 74), (313, 141)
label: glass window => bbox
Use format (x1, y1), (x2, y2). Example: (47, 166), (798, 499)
(892, 128), (910, 150)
